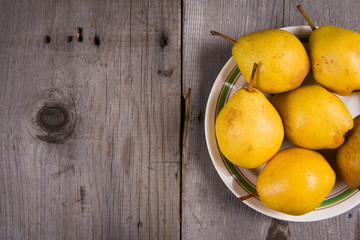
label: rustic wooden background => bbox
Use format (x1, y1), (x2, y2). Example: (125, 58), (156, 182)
(0, 0), (359, 239)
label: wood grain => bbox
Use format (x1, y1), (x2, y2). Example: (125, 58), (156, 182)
(284, 0), (360, 32)
(182, 0), (284, 239)
(182, 0), (360, 239)
(284, 1), (360, 238)
(1, 0), (360, 239)
(0, 0), (181, 239)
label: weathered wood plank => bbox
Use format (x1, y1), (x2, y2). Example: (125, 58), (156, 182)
(284, 0), (360, 32)
(182, 1), (284, 239)
(183, 0), (360, 239)
(0, 0), (181, 239)
(284, 0), (360, 238)
(2, 0), (360, 239)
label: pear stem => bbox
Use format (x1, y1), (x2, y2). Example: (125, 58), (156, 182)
(238, 192), (258, 202)
(297, 5), (317, 31)
(247, 63), (258, 92)
(210, 30), (236, 44)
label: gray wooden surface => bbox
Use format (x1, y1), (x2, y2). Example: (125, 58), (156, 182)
(0, 0), (359, 239)
(0, 0), (181, 239)
(183, 0), (360, 239)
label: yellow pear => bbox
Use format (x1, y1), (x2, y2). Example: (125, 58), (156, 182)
(215, 64), (284, 168)
(271, 85), (353, 150)
(309, 25), (360, 96)
(210, 29), (310, 94)
(298, 5), (360, 96)
(232, 29), (310, 94)
(257, 147), (336, 216)
(336, 115), (360, 189)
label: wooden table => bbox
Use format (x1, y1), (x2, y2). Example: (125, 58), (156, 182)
(1, 0), (359, 239)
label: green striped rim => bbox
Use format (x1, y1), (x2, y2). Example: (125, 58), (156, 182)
(222, 155), (257, 194)
(215, 62), (357, 209)
(216, 67), (240, 116)
(215, 65), (258, 195)
(318, 188), (357, 209)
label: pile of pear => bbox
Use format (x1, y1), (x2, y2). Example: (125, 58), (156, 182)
(212, 5), (360, 216)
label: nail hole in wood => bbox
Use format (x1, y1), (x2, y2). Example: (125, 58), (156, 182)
(77, 28), (83, 42)
(94, 35), (100, 47)
(36, 104), (69, 132)
(66, 36), (73, 42)
(161, 36), (168, 47)
(44, 35), (51, 44)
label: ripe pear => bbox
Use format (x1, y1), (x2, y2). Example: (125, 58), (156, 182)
(271, 85), (353, 150)
(298, 5), (360, 96)
(257, 147), (336, 216)
(232, 29), (310, 94)
(309, 26), (360, 96)
(336, 115), (360, 189)
(210, 29), (310, 94)
(215, 64), (284, 169)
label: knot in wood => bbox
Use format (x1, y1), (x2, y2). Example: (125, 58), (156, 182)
(28, 89), (76, 144)
(36, 104), (69, 132)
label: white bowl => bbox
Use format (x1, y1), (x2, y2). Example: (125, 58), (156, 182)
(205, 26), (360, 222)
